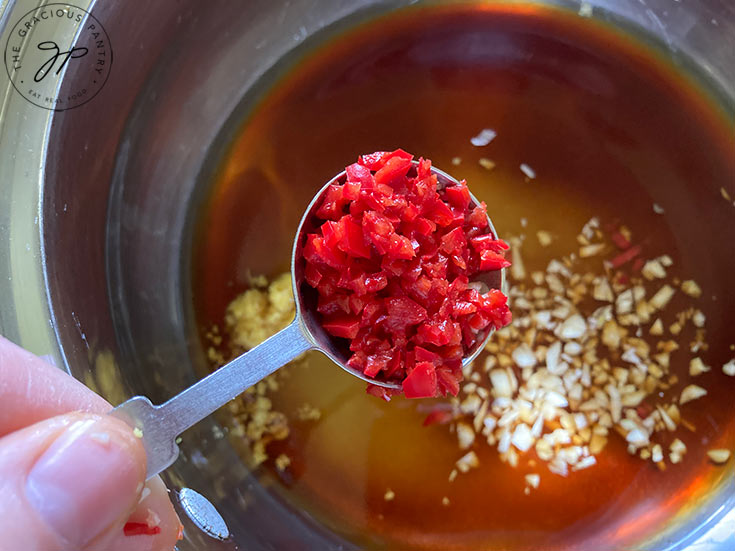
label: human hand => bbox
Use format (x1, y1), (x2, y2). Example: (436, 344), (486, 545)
(0, 336), (181, 551)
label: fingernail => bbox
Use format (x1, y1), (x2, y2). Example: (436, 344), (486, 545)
(26, 416), (144, 546)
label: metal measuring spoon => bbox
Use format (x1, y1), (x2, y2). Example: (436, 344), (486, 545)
(112, 161), (506, 479)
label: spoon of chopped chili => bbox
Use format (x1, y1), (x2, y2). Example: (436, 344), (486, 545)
(112, 149), (511, 479)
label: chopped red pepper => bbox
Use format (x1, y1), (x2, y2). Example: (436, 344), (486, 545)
(303, 150), (512, 398)
(636, 402), (654, 420)
(322, 315), (361, 339)
(609, 244), (642, 269)
(610, 231), (631, 250)
(402, 361), (438, 398)
(124, 522), (162, 536)
(422, 409), (455, 426)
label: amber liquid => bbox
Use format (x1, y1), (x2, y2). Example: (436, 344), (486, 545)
(193, 4), (735, 550)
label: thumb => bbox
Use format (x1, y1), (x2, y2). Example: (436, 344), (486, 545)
(0, 412), (147, 551)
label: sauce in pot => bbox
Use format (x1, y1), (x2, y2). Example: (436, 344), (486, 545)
(193, 4), (735, 549)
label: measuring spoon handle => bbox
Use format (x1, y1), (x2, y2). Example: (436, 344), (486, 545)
(111, 319), (313, 479)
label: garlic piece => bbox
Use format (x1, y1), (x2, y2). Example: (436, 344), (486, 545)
(642, 259), (667, 280)
(490, 369), (513, 398)
(689, 357), (710, 377)
(511, 423), (534, 452)
(649, 285), (675, 311)
(456, 422), (476, 450)
(537, 231), (553, 247)
(593, 277), (614, 302)
(707, 449), (731, 464)
(680, 280), (702, 298)
(559, 315), (586, 340)
(679, 384), (707, 405)
(512, 343), (537, 368)
(580, 243), (605, 258)
(525, 473), (540, 488)
(651, 444), (663, 463)
(456, 451), (480, 473)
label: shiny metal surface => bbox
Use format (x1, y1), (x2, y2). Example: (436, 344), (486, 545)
(113, 321), (312, 479)
(0, 0), (733, 549)
(177, 488), (230, 541)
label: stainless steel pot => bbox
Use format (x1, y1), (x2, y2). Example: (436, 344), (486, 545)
(0, 1), (733, 549)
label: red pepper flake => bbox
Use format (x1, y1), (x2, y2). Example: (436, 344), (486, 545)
(636, 402), (654, 420)
(631, 257), (644, 272)
(422, 409), (455, 426)
(610, 231), (631, 250)
(609, 244), (642, 269)
(303, 150), (512, 399)
(615, 272), (630, 286)
(603, 219), (620, 234)
(124, 521), (161, 536)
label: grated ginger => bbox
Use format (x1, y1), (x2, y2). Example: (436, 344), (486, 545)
(225, 273), (295, 351)
(212, 273), (302, 469)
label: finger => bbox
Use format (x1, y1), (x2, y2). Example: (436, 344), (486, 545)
(0, 412), (146, 551)
(92, 477), (182, 551)
(0, 336), (182, 550)
(0, 336), (108, 435)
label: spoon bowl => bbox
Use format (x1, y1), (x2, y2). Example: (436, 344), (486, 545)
(292, 161), (505, 388)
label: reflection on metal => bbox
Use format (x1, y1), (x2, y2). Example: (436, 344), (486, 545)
(178, 488), (230, 541)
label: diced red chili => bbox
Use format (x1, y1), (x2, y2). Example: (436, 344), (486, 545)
(444, 182), (471, 210)
(610, 244), (642, 268)
(303, 150), (512, 398)
(479, 249), (512, 271)
(422, 409), (455, 426)
(636, 402), (654, 420)
(359, 148), (413, 171)
(322, 315), (361, 339)
(403, 361), (438, 398)
(610, 231), (631, 250)
(124, 522), (161, 537)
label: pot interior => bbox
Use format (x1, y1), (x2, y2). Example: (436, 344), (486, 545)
(37, 1), (734, 549)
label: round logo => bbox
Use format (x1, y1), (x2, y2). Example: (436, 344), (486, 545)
(4, 4), (112, 111)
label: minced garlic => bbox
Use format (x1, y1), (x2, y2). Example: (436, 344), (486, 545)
(447, 217), (720, 491)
